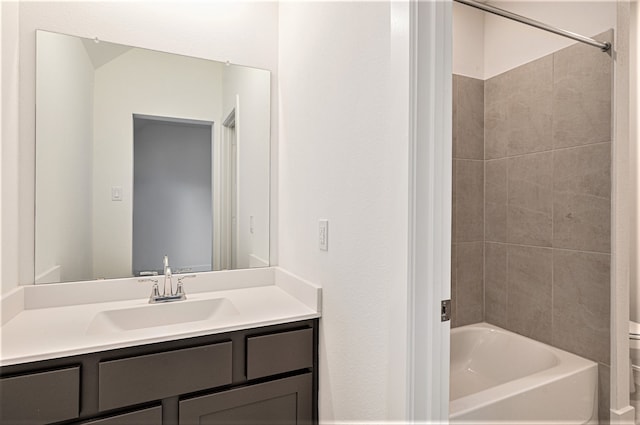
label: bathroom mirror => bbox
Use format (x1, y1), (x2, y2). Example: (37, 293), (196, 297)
(35, 30), (270, 284)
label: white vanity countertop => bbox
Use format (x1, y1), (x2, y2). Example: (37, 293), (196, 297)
(0, 267), (321, 367)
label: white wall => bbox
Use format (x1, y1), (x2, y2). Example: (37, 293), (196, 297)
(453, 1), (617, 80)
(278, 2), (409, 421)
(222, 65), (271, 269)
(93, 48), (223, 279)
(452, 2), (484, 79)
(1, 1), (19, 295)
(483, 1), (616, 78)
(35, 32), (94, 283)
(631, 0), (639, 323)
(0, 2), (3, 293)
(2, 1), (278, 291)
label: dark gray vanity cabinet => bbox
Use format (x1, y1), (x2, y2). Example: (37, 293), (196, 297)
(0, 319), (318, 425)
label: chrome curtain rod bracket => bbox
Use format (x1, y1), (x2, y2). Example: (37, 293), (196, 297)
(454, 0), (612, 52)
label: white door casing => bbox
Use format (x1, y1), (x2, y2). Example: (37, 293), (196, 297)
(407, 0), (453, 422)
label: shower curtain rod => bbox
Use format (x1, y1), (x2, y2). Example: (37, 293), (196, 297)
(454, 0), (612, 52)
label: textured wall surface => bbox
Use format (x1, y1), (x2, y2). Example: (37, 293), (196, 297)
(278, 2), (409, 421)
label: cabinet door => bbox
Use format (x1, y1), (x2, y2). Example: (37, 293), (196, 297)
(179, 373), (312, 425)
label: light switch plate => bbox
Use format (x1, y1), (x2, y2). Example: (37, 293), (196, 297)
(319, 219), (328, 251)
(111, 186), (123, 201)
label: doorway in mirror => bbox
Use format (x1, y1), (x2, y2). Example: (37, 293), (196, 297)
(132, 116), (214, 276)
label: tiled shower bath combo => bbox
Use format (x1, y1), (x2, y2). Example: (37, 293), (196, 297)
(450, 31), (612, 423)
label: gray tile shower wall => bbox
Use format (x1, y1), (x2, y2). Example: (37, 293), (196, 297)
(451, 74), (485, 327)
(482, 31), (612, 366)
(451, 31), (613, 390)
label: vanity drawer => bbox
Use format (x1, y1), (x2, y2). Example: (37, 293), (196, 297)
(98, 341), (232, 411)
(79, 405), (162, 424)
(247, 328), (313, 379)
(0, 366), (80, 425)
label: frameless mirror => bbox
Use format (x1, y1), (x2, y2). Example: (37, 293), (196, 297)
(35, 30), (270, 284)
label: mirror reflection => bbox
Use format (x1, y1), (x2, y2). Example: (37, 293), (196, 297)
(35, 30), (270, 284)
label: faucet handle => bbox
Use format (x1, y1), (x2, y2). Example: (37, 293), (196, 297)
(138, 278), (160, 303)
(176, 274), (196, 298)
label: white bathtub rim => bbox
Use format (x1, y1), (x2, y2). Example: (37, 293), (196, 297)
(450, 362), (597, 418)
(450, 322), (598, 418)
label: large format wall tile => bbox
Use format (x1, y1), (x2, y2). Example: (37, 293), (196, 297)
(507, 152), (553, 247)
(451, 75), (485, 327)
(456, 242), (484, 326)
(485, 56), (553, 159)
(485, 73), (509, 160)
(553, 192), (611, 253)
(455, 159), (484, 242)
(553, 143), (611, 199)
(553, 143), (611, 252)
(507, 245), (552, 344)
(454, 76), (484, 160)
(505, 56), (553, 156)
(484, 242), (507, 328)
(552, 31), (613, 149)
(452, 159), (457, 243)
(453, 74), (458, 153)
(485, 159), (507, 242)
(552, 250), (610, 364)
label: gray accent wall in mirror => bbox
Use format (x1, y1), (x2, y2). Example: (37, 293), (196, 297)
(35, 30), (270, 284)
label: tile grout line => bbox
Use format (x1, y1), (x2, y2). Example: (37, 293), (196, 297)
(482, 136), (486, 323)
(505, 137), (511, 330)
(482, 76), (486, 325)
(484, 140), (612, 162)
(551, 53), (555, 345)
(453, 77), (458, 327)
(449, 74), (459, 328)
(483, 78), (487, 326)
(482, 78), (486, 326)
(481, 76), (486, 324)
(483, 240), (611, 257)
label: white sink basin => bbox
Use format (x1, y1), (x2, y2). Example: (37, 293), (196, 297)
(86, 298), (238, 335)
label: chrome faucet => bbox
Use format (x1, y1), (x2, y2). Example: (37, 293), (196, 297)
(138, 255), (196, 303)
(162, 255), (173, 298)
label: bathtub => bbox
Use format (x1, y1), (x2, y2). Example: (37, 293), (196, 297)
(450, 323), (598, 424)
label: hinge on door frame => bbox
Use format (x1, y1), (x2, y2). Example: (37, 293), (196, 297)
(441, 299), (451, 322)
